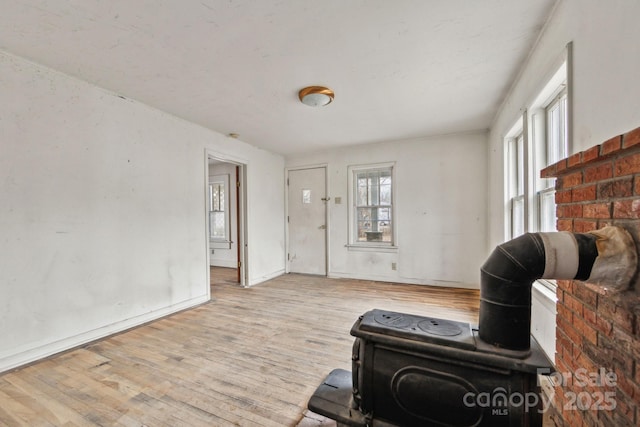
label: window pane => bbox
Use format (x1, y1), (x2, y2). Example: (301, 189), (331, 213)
(547, 94), (567, 166)
(218, 185), (225, 211)
(539, 190), (556, 232)
(378, 221), (392, 242)
(212, 212), (225, 238)
(369, 172), (380, 205)
(380, 181), (391, 205)
(357, 207), (371, 221)
(357, 174), (368, 206)
(516, 135), (524, 196)
(512, 197), (525, 237)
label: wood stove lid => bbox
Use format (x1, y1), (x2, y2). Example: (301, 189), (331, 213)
(356, 309), (476, 350)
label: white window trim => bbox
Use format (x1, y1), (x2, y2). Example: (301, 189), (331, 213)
(347, 162), (398, 251)
(504, 117), (526, 241)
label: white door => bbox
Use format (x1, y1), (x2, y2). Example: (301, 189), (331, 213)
(288, 167), (327, 275)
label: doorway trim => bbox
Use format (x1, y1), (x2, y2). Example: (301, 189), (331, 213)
(285, 163), (329, 275)
(205, 149), (249, 288)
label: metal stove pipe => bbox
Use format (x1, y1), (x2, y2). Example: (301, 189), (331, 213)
(479, 231), (599, 351)
(480, 226), (638, 351)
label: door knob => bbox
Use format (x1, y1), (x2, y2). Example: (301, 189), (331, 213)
(319, 224), (326, 229)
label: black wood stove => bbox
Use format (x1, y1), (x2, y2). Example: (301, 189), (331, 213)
(308, 309), (552, 426)
(307, 231), (609, 427)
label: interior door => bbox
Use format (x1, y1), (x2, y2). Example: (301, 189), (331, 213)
(288, 167), (327, 275)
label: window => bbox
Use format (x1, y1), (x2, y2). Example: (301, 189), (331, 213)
(348, 163), (395, 247)
(209, 174), (230, 242)
(504, 60), (569, 241)
(537, 91), (568, 232)
(506, 128), (525, 238)
(503, 56), (570, 297)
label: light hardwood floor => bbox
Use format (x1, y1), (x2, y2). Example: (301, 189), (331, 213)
(0, 269), (479, 426)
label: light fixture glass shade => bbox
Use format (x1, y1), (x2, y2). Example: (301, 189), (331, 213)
(299, 86), (334, 107)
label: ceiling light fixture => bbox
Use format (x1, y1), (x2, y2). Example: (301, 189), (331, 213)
(298, 86), (335, 107)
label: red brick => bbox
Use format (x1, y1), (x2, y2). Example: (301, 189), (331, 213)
(567, 152), (582, 168)
(565, 293), (584, 316)
(598, 299), (635, 334)
(622, 126), (640, 148)
(601, 135), (622, 155)
(572, 185), (597, 202)
(584, 163), (613, 182)
(556, 189), (572, 203)
(556, 159), (568, 173)
(615, 152), (640, 176)
(574, 284), (598, 308)
(611, 400), (637, 427)
(615, 367), (639, 399)
(558, 204), (584, 218)
(593, 314), (614, 337)
(557, 279), (574, 293)
(583, 281), (611, 297)
(556, 219), (573, 231)
(598, 177), (633, 199)
(540, 163), (557, 178)
(557, 302), (573, 323)
(583, 306), (597, 325)
(582, 203), (611, 219)
(634, 176), (640, 195)
(574, 316), (598, 345)
(556, 327), (573, 351)
(575, 350), (598, 375)
(632, 339), (640, 361)
(613, 199), (640, 219)
(609, 333), (636, 377)
(574, 219), (597, 232)
(582, 145), (600, 163)
(559, 171), (583, 189)
(559, 315), (582, 346)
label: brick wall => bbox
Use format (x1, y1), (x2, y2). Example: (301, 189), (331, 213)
(540, 126), (640, 426)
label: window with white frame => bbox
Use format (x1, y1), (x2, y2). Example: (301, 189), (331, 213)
(348, 163), (395, 247)
(504, 60), (569, 238)
(503, 58), (569, 294)
(209, 174), (230, 242)
(506, 128), (525, 239)
(537, 90), (568, 232)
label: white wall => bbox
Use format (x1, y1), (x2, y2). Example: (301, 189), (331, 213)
(286, 132), (488, 289)
(487, 0), (640, 358)
(0, 50), (285, 373)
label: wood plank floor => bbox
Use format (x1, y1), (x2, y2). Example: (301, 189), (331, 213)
(0, 269), (479, 426)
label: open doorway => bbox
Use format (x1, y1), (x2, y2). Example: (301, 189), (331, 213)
(207, 154), (247, 287)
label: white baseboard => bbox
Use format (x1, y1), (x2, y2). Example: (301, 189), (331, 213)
(247, 268), (285, 287)
(328, 271), (479, 290)
(210, 259), (238, 268)
(0, 294), (210, 374)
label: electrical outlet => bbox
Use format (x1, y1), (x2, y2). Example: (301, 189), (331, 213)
(391, 262), (397, 271)
(335, 196), (342, 204)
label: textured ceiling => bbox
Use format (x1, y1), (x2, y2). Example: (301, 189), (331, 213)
(0, 0), (557, 155)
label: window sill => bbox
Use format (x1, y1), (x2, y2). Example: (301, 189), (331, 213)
(346, 244), (398, 253)
(532, 280), (557, 310)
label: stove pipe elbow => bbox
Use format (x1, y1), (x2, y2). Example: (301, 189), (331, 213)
(479, 226), (636, 351)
